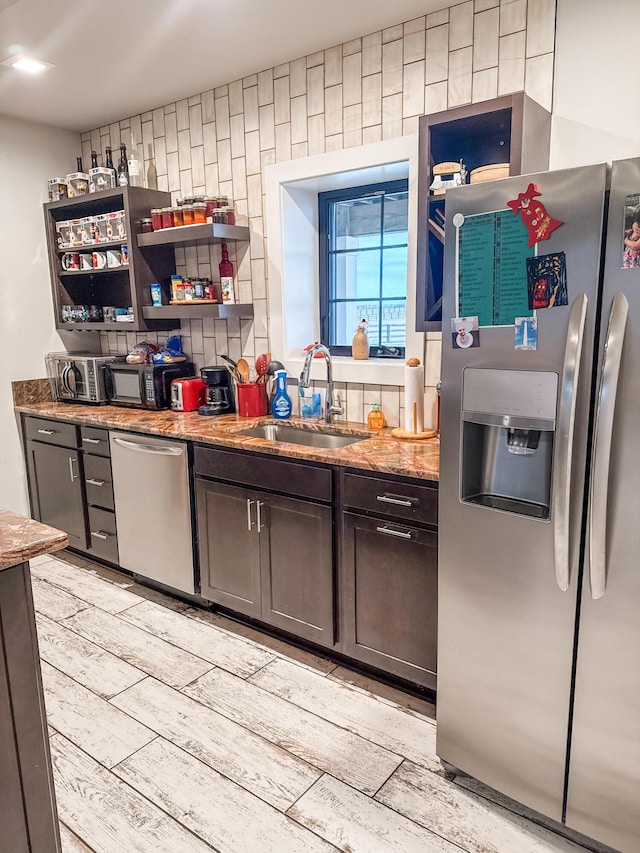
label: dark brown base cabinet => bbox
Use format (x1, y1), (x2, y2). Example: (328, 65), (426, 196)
(195, 446), (334, 648)
(23, 417), (118, 564)
(25, 419), (88, 552)
(0, 562), (61, 852)
(340, 471), (438, 691)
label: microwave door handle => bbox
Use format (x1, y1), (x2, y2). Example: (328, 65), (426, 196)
(589, 292), (628, 599)
(67, 364), (78, 395)
(104, 366), (114, 399)
(60, 362), (71, 395)
(553, 292), (587, 592)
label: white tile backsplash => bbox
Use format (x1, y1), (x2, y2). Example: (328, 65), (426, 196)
(93, 0), (556, 423)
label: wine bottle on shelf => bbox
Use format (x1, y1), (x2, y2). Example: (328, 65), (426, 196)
(90, 150), (99, 169)
(117, 144), (129, 186)
(219, 243), (236, 304)
(105, 147), (117, 185)
(76, 156), (84, 173)
(127, 133), (143, 187)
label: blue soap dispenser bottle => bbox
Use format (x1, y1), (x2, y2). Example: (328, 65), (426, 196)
(272, 370), (293, 419)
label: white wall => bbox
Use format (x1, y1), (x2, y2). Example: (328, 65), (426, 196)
(551, 0), (640, 168)
(0, 114), (80, 513)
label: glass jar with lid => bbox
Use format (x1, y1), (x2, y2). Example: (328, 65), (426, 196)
(141, 218), (153, 233)
(182, 204), (195, 226)
(222, 206), (236, 226)
(151, 208), (163, 231)
(205, 197), (217, 221)
(161, 207), (174, 229)
(193, 202), (207, 224)
(172, 206), (184, 227)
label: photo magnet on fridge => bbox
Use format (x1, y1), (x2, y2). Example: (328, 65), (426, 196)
(526, 252), (568, 310)
(622, 192), (640, 269)
(515, 316), (538, 350)
(451, 316), (480, 349)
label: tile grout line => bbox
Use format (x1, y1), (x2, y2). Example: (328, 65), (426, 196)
(52, 732), (221, 853)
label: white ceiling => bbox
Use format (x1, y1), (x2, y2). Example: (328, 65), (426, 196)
(0, 0), (446, 133)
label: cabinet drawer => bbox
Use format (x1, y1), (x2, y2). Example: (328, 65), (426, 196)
(24, 416), (79, 449)
(87, 507), (118, 564)
(84, 454), (114, 510)
(81, 426), (110, 456)
(342, 472), (437, 527)
(194, 445), (332, 503)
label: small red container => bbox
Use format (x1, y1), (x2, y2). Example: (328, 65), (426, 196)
(161, 207), (174, 229)
(151, 208), (163, 230)
(237, 382), (268, 417)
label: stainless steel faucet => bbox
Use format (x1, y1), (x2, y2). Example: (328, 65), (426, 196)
(299, 343), (344, 424)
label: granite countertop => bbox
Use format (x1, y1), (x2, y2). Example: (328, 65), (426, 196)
(16, 402), (440, 482)
(0, 508), (67, 571)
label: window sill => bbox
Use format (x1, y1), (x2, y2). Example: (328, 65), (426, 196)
(282, 355), (405, 386)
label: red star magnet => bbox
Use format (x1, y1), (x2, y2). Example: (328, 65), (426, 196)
(507, 183), (563, 248)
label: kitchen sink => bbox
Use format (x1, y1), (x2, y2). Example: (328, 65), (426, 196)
(235, 423), (368, 449)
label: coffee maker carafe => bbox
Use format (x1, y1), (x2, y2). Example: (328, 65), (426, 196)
(198, 366), (235, 416)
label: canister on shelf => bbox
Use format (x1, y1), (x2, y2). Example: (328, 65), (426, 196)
(161, 207), (174, 229)
(151, 208), (163, 230)
(140, 218), (153, 233)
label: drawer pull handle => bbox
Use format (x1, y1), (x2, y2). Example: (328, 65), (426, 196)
(376, 525), (413, 540)
(37, 428), (56, 435)
(376, 494), (414, 507)
(82, 437), (101, 444)
(90, 530), (109, 540)
(86, 478), (105, 487)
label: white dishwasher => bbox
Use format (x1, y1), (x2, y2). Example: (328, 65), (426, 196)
(109, 431), (196, 594)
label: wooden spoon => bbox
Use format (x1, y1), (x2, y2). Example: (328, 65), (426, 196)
(236, 357), (251, 383)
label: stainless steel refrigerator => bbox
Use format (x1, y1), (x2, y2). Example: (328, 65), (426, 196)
(437, 159), (640, 853)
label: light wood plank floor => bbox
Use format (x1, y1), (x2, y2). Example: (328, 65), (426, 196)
(30, 552), (605, 853)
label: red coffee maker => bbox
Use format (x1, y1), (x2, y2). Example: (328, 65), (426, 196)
(170, 377), (206, 412)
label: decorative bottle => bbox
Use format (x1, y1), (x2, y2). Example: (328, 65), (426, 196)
(117, 144), (129, 186)
(219, 243), (236, 304)
(272, 370), (293, 419)
(105, 147), (117, 185)
(126, 133), (143, 187)
(352, 319), (370, 360)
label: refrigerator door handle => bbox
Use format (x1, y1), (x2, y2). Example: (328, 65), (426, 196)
(589, 291), (628, 599)
(553, 292), (588, 592)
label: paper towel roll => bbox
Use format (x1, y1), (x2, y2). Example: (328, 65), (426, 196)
(404, 360), (425, 434)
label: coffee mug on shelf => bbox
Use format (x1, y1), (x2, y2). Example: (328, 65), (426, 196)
(92, 251), (107, 269)
(106, 250), (122, 268)
(80, 254), (93, 271)
(61, 252), (80, 271)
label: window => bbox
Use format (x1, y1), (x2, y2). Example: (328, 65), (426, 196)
(318, 180), (409, 358)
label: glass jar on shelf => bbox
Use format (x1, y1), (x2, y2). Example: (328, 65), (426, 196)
(161, 207), (174, 229)
(182, 204), (195, 226)
(193, 202), (207, 224)
(140, 218), (153, 233)
(151, 208), (163, 231)
(172, 206), (184, 227)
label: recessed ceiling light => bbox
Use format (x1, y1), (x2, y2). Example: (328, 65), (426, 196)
(1, 53), (54, 74)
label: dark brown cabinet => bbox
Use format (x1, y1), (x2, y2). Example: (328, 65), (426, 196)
(196, 479), (262, 618)
(25, 418), (87, 551)
(340, 471), (438, 690)
(416, 93), (551, 331)
(195, 445), (335, 647)
(81, 426), (118, 564)
(23, 417), (118, 563)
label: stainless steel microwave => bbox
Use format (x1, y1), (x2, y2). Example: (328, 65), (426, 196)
(105, 359), (195, 409)
(46, 352), (115, 403)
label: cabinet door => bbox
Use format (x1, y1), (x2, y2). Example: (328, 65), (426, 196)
(27, 441), (87, 550)
(196, 479), (261, 618)
(341, 512), (437, 689)
(260, 494), (334, 647)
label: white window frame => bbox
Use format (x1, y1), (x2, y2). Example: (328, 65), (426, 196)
(265, 136), (423, 386)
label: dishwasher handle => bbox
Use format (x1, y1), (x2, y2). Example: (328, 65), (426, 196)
(112, 436), (184, 456)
